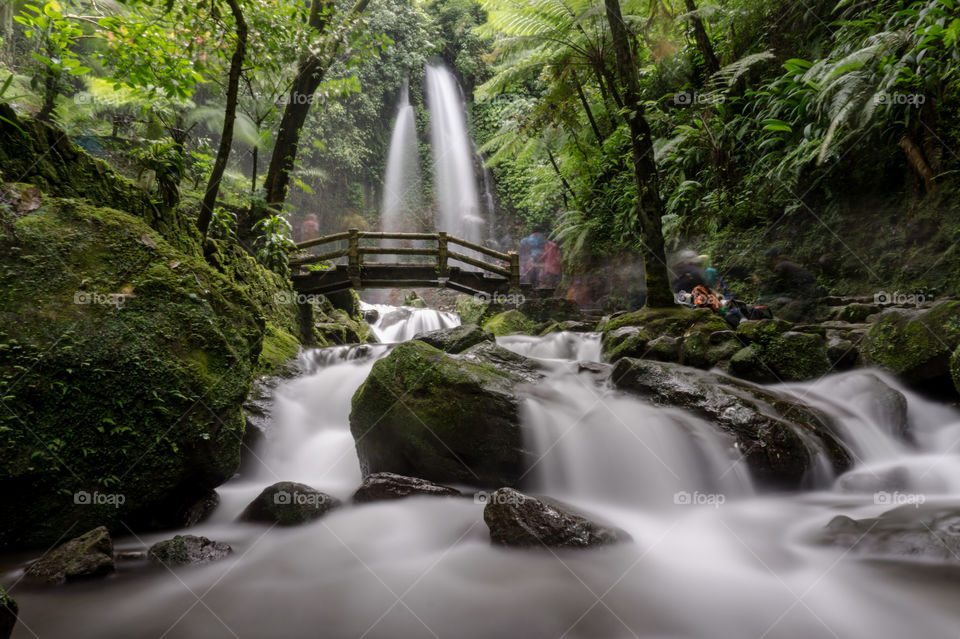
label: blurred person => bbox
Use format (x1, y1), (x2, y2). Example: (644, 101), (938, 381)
(300, 213), (320, 242)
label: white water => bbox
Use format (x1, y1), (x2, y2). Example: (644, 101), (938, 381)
(8, 311), (960, 639)
(425, 64), (484, 244)
(381, 82), (421, 241)
(361, 300), (459, 343)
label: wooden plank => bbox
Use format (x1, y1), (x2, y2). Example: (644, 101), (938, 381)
(447, 251), (512, 278)
(357, 232), (439, 241)
(295, 231), (350, 250)
(289, 248), (350, 266)
(447, 237), (511, 262)
(359, 247), (439, 256)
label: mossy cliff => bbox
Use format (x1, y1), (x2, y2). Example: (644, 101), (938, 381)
(0, 108), (306, 548)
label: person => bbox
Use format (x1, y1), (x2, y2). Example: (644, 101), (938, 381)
(542, 239), (562, 288)
(671, 251), (706, 294)
(758, 247), (817, 299)
(519, 231), (547, 286)
(300, 213), (319, 242)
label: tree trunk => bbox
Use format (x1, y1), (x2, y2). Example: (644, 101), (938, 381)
(574, 77), (604, 145)
(36, 66), (58, 122)
(899, 134), (936, 197)
(603, 0), (674, 307)
(197, 0), (248, 239)
(250, 145), (258, 192)
(261, 0), (370, 218)
(683, 0), (719, 78)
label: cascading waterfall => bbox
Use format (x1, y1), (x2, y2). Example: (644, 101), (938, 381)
(9, 311), (960, 639)
(380, 81), (421, 255)
(425, 64), (485, 244)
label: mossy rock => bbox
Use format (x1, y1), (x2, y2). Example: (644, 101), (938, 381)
(681, 332), (741, 369)
(454, 294), (501, 326)
(0, 199), (263, 549)
(864, 302), (960, 383)
(727, 345), (778, 383)
(24, 526), (114, 585)
(736, 319), (793, 343)
(309, 294), (373, 345)
(148, 534), (232, 566)
(413, 324), (494, 354)
(835, 303), (879, 323)
(238, 481), (340, 526)
(402, 290), (428, 308)
(601, 326), (651, 362)
(483, 309), (535, 336)
(731, 320), (829, 382)
(603, 306), (729, 338)
(0, 585), (15, 639)
(349, 341), (541, 486)
(518, 298), (582, 323)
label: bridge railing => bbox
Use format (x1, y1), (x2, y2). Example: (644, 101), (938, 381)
(291, 229), (521, 288)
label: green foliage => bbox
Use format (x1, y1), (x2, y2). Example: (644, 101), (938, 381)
(133, 140), (185, 209)
(252, 213), (295, 276)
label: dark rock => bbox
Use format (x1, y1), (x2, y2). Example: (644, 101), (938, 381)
(148, 535), (232, 566)
(363, 308), (380, 324)
(834, 303), (880, 323)
(353, 473), (463, 503)
(413, 324), (494, 354)
(611, 358), (852, 489)
(647, 335), (680, 362)
(727, 345), (778, 383)
(25, 526), (115, 585)
(820, 505), (960, 562)
(826, 336), (859, 369)
(557, 320), (598, 332)
(0, 586), (15, 639)
(518, 298), (582, 323)
(176, 489), (220, 527)
(483, 488), (630, 549)
(238, 482), (340, 526)
(732, 320), (830, 381)
(864, 301), (960, 384)
(602, 326), (650, 362)
(350, 341), (542, 487)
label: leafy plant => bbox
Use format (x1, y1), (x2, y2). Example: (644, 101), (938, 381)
(133, 140), (185, 209)
(252, 214), (296, 276)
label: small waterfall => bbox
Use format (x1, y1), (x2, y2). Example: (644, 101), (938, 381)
(425, 64), (484, 244)
(381, 81), (421, 241)
(361, 300), (459, 343)
(497, 332), (602, 363)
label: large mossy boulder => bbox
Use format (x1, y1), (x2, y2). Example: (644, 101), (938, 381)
(25, 526), (115, 585)
(238, 481), (341, 526)
(352, 472), (463, 503)
(482, 309), (535, 336)
(454, 294), (501, 326)
(611, 359), (852, 488)
(148, 534), (232, 566)
(413, 324), (494, 354)
(350, 340), (542, 486)
(0, 586), (16, 639)
(820, 505), (960, 562)
(731, 320), (831, 382)
(483, 488), (630, 549)
(864, 302), (960, 386)
(600, 307), (729, 363)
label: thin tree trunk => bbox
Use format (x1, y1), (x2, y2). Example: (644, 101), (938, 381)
(603, 0), (674, 307)
(546, 145), (577, 208)
(251, 145), (258, 192)
(197, 0), (248, 239)
(36, 67), (58, 122)
(574, 77), (604, 145)
(899, 134), (936, 196)
(683, 0), (719, 78)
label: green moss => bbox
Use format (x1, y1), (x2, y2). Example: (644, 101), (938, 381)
(256, 323), (301, 376)
(864, 302), (960, 380)
(483, 309), (535, 336)
(604, 307), (729, 338)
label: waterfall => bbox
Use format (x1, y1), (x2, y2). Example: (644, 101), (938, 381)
(381, 81), (421, 238)
(425, 64), (484, 243)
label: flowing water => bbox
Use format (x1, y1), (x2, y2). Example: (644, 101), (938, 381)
(6, 307), (960, 638)
(380, 82), (421, 243)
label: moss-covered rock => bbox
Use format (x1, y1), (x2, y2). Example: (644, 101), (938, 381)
(518, 298), (582, 323)
(732, 319), (830, 382)
(727, 345), (778, 383)
(349, 340), (542, 486)
(0, 585), (15, 639)
(24, 526), (114, 585)
(148, 534), (232, 566)
(454, 294), (502, 326)
(309, 294), (373, 345)
(601, 326), (651, 363)
(483, 309), (535, 336)
(0, 199), (263, 549)
(238, 481), (340, 526)
(402, 290), (428, 308)
(601, 307), (730, 364)
(834, 303), (879, 323)
(863, 302), (960, 384)
(735, 318), (792, 343)
(604, 306), (730, 337)
(413, 324), (494, 354)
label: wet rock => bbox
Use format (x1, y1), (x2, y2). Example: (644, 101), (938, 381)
(647, 335), (680, 362)
(863, 301), (960, 384)
(727, 345), (778, 383)
(363, 308), (380, 324)
(602, 326), (650, 362)
(826, 336), (859, 370)
(403, 291), (428, 308)
(350, 341), (542, 487)
(835, 303), (880, 323)
(483, 488), (630, 549)
(681, 331), (740, 369)
(0, 586), (15, 639)
(238, 482), (340, 526)
(834, 466), (911, 493)
(176, 489), (220, 527)
(611, 358), (852, 489)
(25, 526), (115, 585)
(483, 309), (535, 336)
(413, 324), (494, 354)
(352, 473), (463, 503)
(518, 298), (582, 323)
(732, 320), (830, 381)
(148, 535), (232, 566)
(820, 505), (960, 562)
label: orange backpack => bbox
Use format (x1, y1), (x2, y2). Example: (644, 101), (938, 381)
(691, 285), (721, 312)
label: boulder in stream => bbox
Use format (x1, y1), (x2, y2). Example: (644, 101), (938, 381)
(0, 586), (16, 639)
(353, 473), (463, 503)
(820, 505), (960, 562)
(611, 358), (852, 489)
(350, 341), (542, 487)
(238, 481), (340, 526)
(412, 324), (494, 354)
(148, 535), (232, 566)
(25, 526), (115, 585)
(483, 488), (630, 549)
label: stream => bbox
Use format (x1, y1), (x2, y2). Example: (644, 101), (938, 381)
(6, 303), (960, 638)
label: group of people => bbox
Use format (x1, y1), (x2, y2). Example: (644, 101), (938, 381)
(519, 231), (563, 289)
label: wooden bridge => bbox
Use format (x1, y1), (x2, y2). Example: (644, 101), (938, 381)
(291, 229), (532, 297)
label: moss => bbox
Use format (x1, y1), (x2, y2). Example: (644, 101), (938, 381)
(256, 323), (301, 376)
(864, 302), (960, 381)
(455, 294), (503, 326)
(602, 327), (651, 362)
(483, 309), (535, 336)
(604, 307), (729, 338)
(736, 319), (793, 343)
(762, 332), (831, 381)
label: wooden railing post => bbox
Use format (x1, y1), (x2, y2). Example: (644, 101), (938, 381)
(508, 250), (520, 289)
(437, 232), (449, 277)
(347, 228), (361, 287)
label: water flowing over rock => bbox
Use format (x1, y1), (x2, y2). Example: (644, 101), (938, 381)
(350, 340), (542, 486)
(352, 473), (463, 503)
(412, 324), (494, 354)
(238, 482), (341, 526)
(483, 488), (630, 548)
(25, 526), (115, 585)
(610, 358), (852, 488)
(820, 505), (960, 562)
(148, 535), (232, 566)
